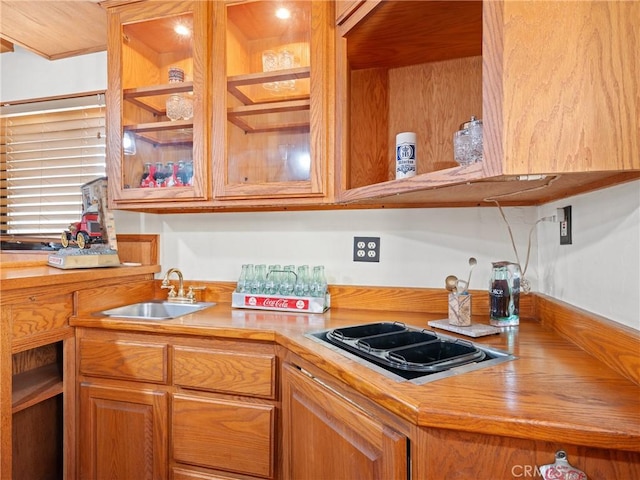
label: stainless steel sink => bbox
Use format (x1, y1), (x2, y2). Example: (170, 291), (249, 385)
(100, 300), (215, 320)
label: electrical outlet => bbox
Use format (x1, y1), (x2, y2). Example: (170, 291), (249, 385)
(560, 205), (572, 245)
(353, 236), (380, 262)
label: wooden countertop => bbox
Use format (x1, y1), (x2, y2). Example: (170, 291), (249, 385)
(70, 302), (640, 454)
(0, 263), (161, 292)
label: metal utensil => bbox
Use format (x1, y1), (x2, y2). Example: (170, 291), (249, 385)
(463, 257), (477, 293)
(445, 275), (458, 294)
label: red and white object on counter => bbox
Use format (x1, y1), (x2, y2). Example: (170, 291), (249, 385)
(231, 291), (330, 314)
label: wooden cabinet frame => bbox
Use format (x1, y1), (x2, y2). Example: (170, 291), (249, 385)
(335, 0), (640, 206)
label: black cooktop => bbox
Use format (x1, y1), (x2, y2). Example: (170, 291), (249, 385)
(308, 322), (515, 382)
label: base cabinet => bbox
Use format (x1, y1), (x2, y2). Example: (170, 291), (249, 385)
(76, 328), (279, 480)
(2, 289), (75, 480)
(413, 427), (640, 480)
(78, 383), (169, 480)
(281, 363), (407, 480)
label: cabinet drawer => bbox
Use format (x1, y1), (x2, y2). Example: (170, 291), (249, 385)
(11, 293), (73, 340)
(79, 338), (168, 384)
(173, 346), (276, 399)
(172, 395), (275, 479)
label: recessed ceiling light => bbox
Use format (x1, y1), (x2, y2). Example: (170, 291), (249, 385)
(174, 24), (190, 36)
(275, 7), (291, 19)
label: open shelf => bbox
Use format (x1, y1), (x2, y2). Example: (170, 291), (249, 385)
(124, 81), (194, 116)
(227, 68), (311, 134)
(228, 99), (310, 134)
(12, 363), (63, 414)
(228, 67), (310, 105)
(125, 120), (194, 146)
(338, 0), (484, 199)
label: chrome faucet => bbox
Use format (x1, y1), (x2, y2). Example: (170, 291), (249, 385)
(161, 268), (205, 304)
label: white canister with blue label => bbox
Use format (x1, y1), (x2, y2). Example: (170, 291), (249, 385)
(395, 132), (417, 179)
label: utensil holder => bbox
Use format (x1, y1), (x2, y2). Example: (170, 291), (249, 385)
(448, 293), (472, 326)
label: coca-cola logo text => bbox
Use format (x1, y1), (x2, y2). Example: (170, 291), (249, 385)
(263, 298), (290, 308)
(245, 296), (309, 310)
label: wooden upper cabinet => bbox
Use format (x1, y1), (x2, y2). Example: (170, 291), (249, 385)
(491, 0), (640, 176)
(210, 0), (334, 204)
(105, 0), (210, 208)
(336, 0), (640, 206)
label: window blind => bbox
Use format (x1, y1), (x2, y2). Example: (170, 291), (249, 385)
(0, 93), (106, 238)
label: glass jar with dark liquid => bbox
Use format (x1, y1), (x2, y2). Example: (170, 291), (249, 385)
(489, 261), (521, 326)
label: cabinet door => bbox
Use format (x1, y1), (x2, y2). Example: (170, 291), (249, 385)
(414, 427), (640, 480)
(212, 0), (333, 202)
(106, 0), (209, 207)
(79, 383), (168, 480)
(496, 0), (640, 176)
(282, 364), (407, 480)
(172, 394), (275, 478)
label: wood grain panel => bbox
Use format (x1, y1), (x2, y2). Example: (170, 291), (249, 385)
(79, 383), (168, 480)
(0, 1), (106, 60)
(536, 294), (640, 386)
(115, 234), (159, 265)
(79, 338), (168, 384)
(335, 0), (365, 25)
(344, 1), (482, 70)
(0, 38), (14, 54)
(12, 396), (62, 479)
(12, 343), (59, 376)
(173, 346), (276, 399)
(349, 67), (389, 188)
(11, 293), (72, 341)
(388, 57), (482, 174)
(172, 466), (240, 480)
(501, 0), (640, 175)
(328, 284), (535, 318)
(282, 364), (407, 480)
(74, 279), (156, 316)
(172, 394), (275, 478)
(413, 427), (640, 480)
(347, 56), (482, 188)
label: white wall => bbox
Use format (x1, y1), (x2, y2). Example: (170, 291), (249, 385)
(537, 181), (640, 329)
(0, 45), (107, 101)
(113, 206), (540, 290)
(2, 46), (638, 330)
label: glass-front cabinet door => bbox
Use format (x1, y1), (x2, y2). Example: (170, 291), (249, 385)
(212, 0), (333, 202)
(106, 1), (209, 206)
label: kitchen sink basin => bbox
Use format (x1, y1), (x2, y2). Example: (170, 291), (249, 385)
(100, 300), (215, 320)
(307, 322), (516, 384)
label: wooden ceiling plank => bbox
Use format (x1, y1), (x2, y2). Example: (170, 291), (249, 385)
(0, 1), (107, 60)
